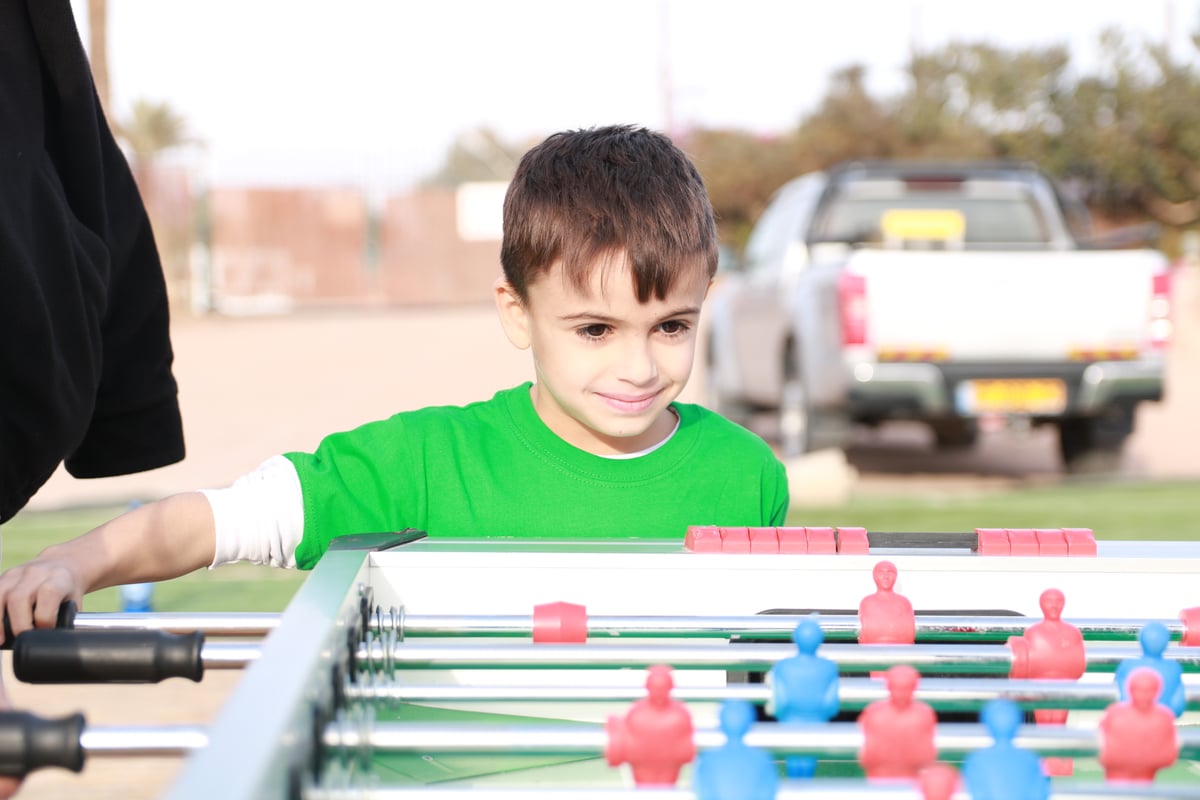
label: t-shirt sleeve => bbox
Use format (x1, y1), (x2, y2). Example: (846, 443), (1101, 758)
(284, 415), (420, 569)
(202, 455), (305, 569)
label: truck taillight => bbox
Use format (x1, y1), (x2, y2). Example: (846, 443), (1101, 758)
(838, 271), (868, 346)
(1149, 271), (1172, 349)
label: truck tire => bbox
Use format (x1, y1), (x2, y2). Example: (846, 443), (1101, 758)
(1057, 407), (1132, 474)
(930, 418), (979, 450)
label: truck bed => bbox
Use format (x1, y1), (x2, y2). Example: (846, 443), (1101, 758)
(846, 248), (1166, 362)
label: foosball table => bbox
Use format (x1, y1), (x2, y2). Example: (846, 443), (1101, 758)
(9, 525), (1200, 798)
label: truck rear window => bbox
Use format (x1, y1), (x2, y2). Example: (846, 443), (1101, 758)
(810, 179), (1052, 246)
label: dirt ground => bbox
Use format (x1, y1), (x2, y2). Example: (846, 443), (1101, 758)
(7, 268), (1200, 797)
(24, 267), (1200, 512)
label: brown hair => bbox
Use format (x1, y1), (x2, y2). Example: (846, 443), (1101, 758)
(500, 125), (717, 303)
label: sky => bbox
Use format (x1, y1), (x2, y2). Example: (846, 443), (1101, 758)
(71, 0), (1200, 193)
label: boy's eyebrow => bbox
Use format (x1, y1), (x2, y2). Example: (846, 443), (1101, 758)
(559, 305), (702, 323)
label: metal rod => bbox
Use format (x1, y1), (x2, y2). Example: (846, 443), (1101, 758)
(70, 610), (1191, 644)
(345, 676), (1200, 713)
(367, 642), (1200, 675)
(396, 613), (1189, 644)
(326, 720), (1200, 761)
(302, 785), (1200, 800)
(79, 725), (207, 757)
(76, 612), (278, 637)
(201, 641), (262, 669)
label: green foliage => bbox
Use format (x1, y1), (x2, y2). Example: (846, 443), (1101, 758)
(422, 127), (530, 187)
(121, 97), (190, 169)
(679, 27), (1200, 250)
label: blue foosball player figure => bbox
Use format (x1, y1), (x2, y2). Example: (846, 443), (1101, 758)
(766, 617), (839, 778)
(693, 700), (779, 800)
(962, 699), (1049, 800)
(1115, 621), (1185, 718)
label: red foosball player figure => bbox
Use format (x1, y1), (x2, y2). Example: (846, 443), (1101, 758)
(918, 763), (961, 800)
(859, 560), (916, 645)
(1099, 667), (1181, 782)
(858, 664), (937, 780)
(1007, 588), (1085, 777)
(606, 664), (695, 786)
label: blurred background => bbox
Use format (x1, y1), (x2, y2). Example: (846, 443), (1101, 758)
(19, 0), (1196, 514)
(6, 5), (1200, 796)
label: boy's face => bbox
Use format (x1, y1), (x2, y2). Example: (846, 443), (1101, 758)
(495, 255), (710, 455)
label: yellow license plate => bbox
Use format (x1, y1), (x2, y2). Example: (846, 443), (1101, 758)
(955, 378), (1068, 415)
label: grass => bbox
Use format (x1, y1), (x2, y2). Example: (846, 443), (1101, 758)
(785, 479), (1200, 541)
(0, 504), (305, 613)
(2, 478), (1197, 613)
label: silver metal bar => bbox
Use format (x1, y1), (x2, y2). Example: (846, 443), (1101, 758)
(79, 725), (208, 757)
(200, 641), (263, 669)
(326, 720), (1200, 760)
(370, 642), (1200, 674)
(76, 612), (278, 637)
(165, 547), (375, 800)
(302, 785), (1200, 800)
(396, 613), (1189, 643)
(70, 610), (1191, 643)
(345, 676), (1200, 712)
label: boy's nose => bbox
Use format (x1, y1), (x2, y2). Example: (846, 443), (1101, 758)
(618, 338), (659, 384)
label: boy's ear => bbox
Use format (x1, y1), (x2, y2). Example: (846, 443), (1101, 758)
(493, 277), (531, 350)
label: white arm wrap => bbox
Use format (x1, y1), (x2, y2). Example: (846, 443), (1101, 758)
(200, 455), (305, 569)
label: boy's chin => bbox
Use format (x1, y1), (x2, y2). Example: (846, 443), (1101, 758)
(586, 413), (672, 451)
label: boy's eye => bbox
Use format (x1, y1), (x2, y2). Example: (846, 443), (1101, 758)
(659, 320), (691, 336)
(578, 323), (610, 339)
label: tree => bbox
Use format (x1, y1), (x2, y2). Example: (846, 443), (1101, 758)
(1055, 29), (1200, 226)
(794, 65), (905, 164)
(122, 98), (190, 182)
(683, 128), (806, 247)
(422, 127), (528, 186)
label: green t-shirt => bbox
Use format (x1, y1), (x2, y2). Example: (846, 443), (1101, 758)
(285, 383), (788, 568)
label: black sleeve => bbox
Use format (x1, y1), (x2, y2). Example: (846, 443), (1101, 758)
(0, 0), (184, 524)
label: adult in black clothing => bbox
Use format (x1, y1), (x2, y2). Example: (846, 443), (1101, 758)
(0, 2), (185, 792)
(1, 0), (185, 527)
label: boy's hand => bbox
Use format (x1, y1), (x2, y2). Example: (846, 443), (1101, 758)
(0, 556), (83, 645)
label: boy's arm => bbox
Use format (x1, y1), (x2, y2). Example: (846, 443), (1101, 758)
(0, 492), (215, 641)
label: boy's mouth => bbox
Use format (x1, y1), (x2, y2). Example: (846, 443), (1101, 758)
(596, 390), (661, 414)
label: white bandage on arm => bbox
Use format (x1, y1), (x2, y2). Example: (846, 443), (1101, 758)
(200, 455), (305, 568)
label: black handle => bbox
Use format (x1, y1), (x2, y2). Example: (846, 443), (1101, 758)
(1, 601), (78, 649)
(12, 629), (205, 684)
(0, 711), (85, 776)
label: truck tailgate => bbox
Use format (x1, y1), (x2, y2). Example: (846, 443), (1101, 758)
(845, 248), (1167, 361)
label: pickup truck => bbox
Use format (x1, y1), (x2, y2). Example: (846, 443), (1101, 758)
(704, 160), (1173, 472)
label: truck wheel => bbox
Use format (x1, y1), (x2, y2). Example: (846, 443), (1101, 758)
(930, 418), (979, 450)
(1057, 410), (1131, 474)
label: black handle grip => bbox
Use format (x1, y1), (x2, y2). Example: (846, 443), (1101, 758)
(1, 601), (78, 650)
(0, 711), (85, 776)
(12, 629), (205, 684)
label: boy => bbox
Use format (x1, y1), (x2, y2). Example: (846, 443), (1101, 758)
(0, 125), (788, 637)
